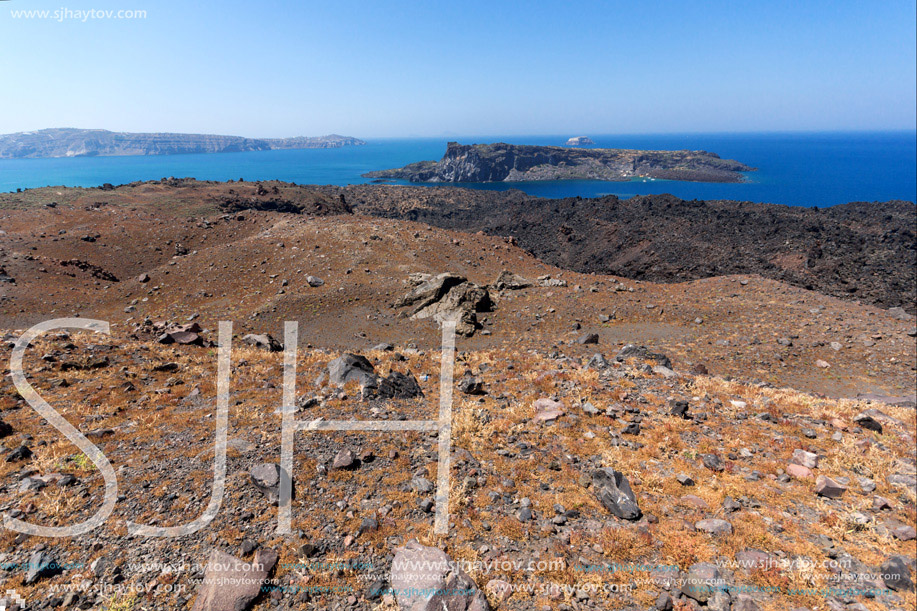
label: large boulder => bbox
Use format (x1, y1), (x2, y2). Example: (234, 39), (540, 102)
(191, 548), (278, 611)
(592, 468), (641, 520)
(411, 282), (492, 337)
(324, 354), (379, 389)
(395, 273), (467, 309)
(396, 273), (493, 336)
(390, 540), (489, 611)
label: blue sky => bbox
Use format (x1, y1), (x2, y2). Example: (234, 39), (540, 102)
(1, 0), (915, 137)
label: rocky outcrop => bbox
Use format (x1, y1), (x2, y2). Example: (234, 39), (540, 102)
(363, 142), (754, 183)
(395, 273), (493, 336)
(0, 128), (365, 159)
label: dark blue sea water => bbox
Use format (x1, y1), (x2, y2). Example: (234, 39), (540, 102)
(1, 131), (914, 206)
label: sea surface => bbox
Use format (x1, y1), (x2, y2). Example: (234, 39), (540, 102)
(1, 131), (914, 206)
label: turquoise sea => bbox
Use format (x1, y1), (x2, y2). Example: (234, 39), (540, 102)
(0, 131), (914, 206)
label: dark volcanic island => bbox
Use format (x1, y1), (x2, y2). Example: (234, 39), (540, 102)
(363, 141), (755, 183)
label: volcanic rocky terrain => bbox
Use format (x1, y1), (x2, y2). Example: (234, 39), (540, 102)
(0, 179), (914, 611)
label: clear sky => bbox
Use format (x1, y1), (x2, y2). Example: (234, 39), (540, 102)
(1, 0), (915, 138)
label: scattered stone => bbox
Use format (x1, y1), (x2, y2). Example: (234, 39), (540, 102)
(376, 371), (424, 399)
(696, 518), (733, 535)
(390, 540), (490, 611)
(677, 474), (695, 486)
(586, 353), (608, 369)
(591, 468), (641, 520)
(25, 550), (62, 584)
(791, 449), (819, 469)
(880, 556), (913, 591)
(457, 376), (485, 395)
(485, 579), (513, 604)
(615, 344), (672, 368)
(681, 562), (724, 603)
(191, 548), (278, 611)
(852, 413), (883, 433)
(6, 445), (32, 462)
(411, 477), (434, 494)
(19, 476), (46, 493)
(701, 453), (724, 472)
(0, 418), (13, 438)
(492, 271), (531, 290)
(577, 333), (599, 345)
(306, 275), (325, 287)
(332, 449), (357, 470)
(242, 333), (283, 352)
(250, 463), (283, 504)
(815, 475), (847, 498)
(159, 330), (204, 346)
(137, 273), (150, 283)
(786, 464), (813, 479)
(888, 306), (915, 320)
(655, 592), (674, 610)
(670, 400), (689, 418)
(534, 398), (565, 422)
(890, 522), (916, 541)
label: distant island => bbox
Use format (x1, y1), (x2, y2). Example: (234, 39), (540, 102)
(363, 141), (755, 183)
(565, 136), (595, 146)
(0, 128), (365, 159)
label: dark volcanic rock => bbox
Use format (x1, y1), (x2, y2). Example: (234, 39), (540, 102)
(591, 468), (642, 520)
(324, 354), (378, 389)
(458, 376), (486, 395)
(376, 371), (424, 399)
(341, 185), (916, 312)
(615, 344), (672, 368)
(6, 445), (32, 462)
